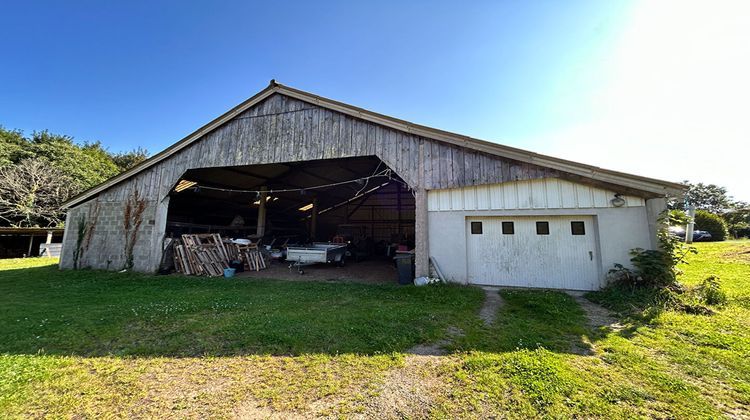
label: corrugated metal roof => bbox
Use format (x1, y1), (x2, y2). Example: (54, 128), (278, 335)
(0, 227), (64, 234)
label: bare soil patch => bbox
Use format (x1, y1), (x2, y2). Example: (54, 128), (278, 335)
(567, 292), (624, 332)
(237, 258), (395, 284)
(360, 355), (449, 419)
(406, 326), (463, 356)
(723, 249), (750, 263)
(478, 286), (504, 325)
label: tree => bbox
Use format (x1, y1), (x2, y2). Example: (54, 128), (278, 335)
(723, 202), (750, 238)
(694, 210), (729, 241)
(0, 127), (150, 228)
(111, 147), (149, 172)
(29, 131), (121, 192)
(670, 181), (733, 214)
(0, 126), (33, 167)
(0, 158), (74, 227)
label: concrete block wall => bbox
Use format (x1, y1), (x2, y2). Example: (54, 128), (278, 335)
(59, 199), (157, 272)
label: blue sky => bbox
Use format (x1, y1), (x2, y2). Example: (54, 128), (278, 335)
(2, 1), (748, 200)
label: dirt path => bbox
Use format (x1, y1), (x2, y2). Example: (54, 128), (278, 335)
(478, 286), (504, 325)
(377, 287), (506, 416)
(360, 355), (448, 419)
(406, 326), (463, 356)
(567, 292), (623, 332)
(407, 286), (503, 356)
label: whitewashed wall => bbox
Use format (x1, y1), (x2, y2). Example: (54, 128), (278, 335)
(426, 178), (652, 288)
(427, 178), (644, 212)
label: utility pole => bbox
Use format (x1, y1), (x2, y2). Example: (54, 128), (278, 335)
(686, 205), (696, 244)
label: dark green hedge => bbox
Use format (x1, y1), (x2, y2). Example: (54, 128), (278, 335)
(695, 210), (728, 241)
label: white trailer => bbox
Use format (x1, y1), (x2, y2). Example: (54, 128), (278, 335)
(286, 242), (348, 274)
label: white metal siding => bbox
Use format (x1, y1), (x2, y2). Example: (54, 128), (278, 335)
(428, 178), (645, 212)
(466, 216), (600, 290)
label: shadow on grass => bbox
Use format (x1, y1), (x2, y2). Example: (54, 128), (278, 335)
(1, 265), (494, 357)
(449, 289), (596, 355)
(0, 265), (605, 358)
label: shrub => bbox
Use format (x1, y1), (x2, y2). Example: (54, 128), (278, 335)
(668, 209), (689, 226)
(735, 227), (750, 239)
(694, 210), (728, 241)
(606, 263), (641, 286)
(695, 276), (727, 306)
(629, 249), (675, 288)
(728, 224), (750, 239)
(610, 211), (696, 290)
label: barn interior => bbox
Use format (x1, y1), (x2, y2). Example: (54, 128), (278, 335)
(165, 156), (415, 279)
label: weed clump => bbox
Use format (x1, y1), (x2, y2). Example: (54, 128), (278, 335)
(600, 212), (727, 317)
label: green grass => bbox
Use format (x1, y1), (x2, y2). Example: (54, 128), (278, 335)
(0, 260), (483, 356)
(453, 289), (589, 353)
(437, 240), (750, 418)
(1, 241), (749, 418)
(0, 258), (483, 417)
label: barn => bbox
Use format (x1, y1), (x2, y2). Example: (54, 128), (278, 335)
(60, 81), (684, 290)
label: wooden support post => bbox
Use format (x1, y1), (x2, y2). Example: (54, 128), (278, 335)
(257, 186), (268, 238)
(43, 230), (53, 257)
(310, 196), (319, 241)
(27, 235), (34, 257)
(148, 195), (171, 273)
(415, 188), (429, 277)
(396, 183), (402, 239)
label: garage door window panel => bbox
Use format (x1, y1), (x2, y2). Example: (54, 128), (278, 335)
(536, 221), (550, 235)
(471, 221), (483, 234)
(571, 221), (586, 235)
(502, 221), (514, 235)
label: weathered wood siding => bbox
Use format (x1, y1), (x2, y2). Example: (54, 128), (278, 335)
(98, 93), (558, 203)
(60, 93), (559, 271)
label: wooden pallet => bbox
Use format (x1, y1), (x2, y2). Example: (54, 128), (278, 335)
(173, 234), (229, 277)
(173, 234), (266, 276)
(224, 241), (267, 272)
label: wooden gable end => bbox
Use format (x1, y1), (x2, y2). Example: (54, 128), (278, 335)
(97, 93), (559, 204)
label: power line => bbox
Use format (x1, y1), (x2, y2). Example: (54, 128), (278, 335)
(181, 168), (408, 195)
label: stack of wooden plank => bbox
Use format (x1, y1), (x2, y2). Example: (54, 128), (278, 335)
(224, 241), (267, 272)
(242, 247), (266, 271)
(224, 240), (242, 262)
(173, 234), (267, 276)
(174, 233), (230, 277)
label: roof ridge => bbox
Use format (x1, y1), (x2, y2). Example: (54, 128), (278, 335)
(63, 81), (685, 208)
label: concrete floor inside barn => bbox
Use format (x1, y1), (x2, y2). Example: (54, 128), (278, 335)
(236, 256), (399, 285)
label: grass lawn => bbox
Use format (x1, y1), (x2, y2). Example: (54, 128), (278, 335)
(1, 240), (749, 418)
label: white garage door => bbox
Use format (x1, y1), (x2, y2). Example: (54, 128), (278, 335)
(466, 216), (600, 290)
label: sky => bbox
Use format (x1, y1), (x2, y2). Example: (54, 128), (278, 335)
(1, 1), (748, 201)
